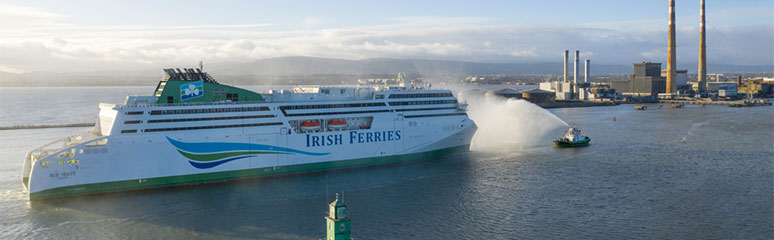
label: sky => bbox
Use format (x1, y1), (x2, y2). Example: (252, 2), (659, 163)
(0, 0), (772, 73)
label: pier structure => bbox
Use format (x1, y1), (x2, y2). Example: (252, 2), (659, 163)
(659, 99), (771, 107)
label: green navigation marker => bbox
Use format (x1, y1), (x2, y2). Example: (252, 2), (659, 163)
(326, 193), (351, 240)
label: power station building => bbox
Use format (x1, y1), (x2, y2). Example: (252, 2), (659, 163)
(610, 62), (666, 96)
(661, 69), (690, 91)
(538, 49), (591, 100)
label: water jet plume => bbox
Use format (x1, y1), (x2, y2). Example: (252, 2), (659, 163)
(457, 90), (568, 151)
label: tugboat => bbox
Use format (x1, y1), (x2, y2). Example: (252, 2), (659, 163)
(553, 124), (590, 147)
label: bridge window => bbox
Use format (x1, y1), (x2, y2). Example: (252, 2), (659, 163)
(226, 93), (239, 102)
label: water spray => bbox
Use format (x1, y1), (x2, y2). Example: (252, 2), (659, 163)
(457, 90), (568, 151)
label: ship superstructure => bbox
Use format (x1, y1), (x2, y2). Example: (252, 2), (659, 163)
(22, 68), (477, 199)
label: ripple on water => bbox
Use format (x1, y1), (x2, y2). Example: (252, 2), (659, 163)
(0, 90), (771, 239)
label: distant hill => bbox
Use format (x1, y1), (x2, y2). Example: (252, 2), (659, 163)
(0, 71), (158, 86)
(208, 56), (635, 75)
(1, 56), (771, 86)
(676, 64), (774, 74)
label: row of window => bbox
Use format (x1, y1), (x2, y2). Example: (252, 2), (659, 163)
(388, 92), (453, 99)
(142, 122), (283, 133)
(404, 112), (467, 118)
(280, 102), (386, 111)
(394, 107), (457, 112)
(149, 106), (270, 115)
(147, 114), (275, 123)
(226, 93), (239, 102)
(121, 112), (464, 133)
(286, 110), (390, 117)
(389, 100), (458, 106)
(320, 89), (347, 94)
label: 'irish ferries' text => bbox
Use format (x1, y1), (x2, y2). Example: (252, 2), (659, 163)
(306, 130), (401, 147)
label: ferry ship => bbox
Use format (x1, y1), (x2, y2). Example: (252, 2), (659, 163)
(22, 69), (477, 200)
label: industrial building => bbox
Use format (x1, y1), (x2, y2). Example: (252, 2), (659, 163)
(521, 89), (555, 104)
(660, 69), (691, 91)
(610, 62), (666, 97)
(491, 88), (522, 99)
(738, 79), (774, 97)
(717, 86), (737, 98)
(539, 50), (591, 100)
(487, 88), (555, 104)
(588, 86), (616, 99)
(539, 81), (574, 100)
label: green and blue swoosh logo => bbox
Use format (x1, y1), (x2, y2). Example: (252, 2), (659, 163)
(166, 137), (330, 169)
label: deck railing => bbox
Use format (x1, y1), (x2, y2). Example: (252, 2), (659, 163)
(26, 130), (104, 163)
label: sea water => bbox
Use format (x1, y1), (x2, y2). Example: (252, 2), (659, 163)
(0, 86), (771, 239)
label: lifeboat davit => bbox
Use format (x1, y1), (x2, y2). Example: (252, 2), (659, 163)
(300, 121), (321, 131)
(328, 119), (347, 129)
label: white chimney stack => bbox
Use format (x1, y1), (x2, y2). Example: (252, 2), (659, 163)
(584, 59), (590, 83)
(563, 50), (569, 82)
(574, 50), (579, 84)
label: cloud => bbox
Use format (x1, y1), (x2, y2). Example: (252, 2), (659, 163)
(510, 47), (538, 57)
(0, 5), (771, 73)
(0, 4), (68, 32)
(390, 16), (492, 26)
(640, 49), (665, 59)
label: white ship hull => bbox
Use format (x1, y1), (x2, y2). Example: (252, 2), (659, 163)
(24, 96), (476, 199)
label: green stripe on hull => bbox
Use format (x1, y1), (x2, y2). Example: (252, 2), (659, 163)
(29, 145), (470, 200)
(176, 150), (289, 161)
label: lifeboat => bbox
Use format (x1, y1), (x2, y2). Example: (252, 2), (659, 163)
(300, 121), (321, 131)
(328, 119), (347, 129)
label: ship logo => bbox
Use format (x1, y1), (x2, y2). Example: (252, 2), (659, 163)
(180, 80), (204, 100)
(166, 137), (330, 169)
